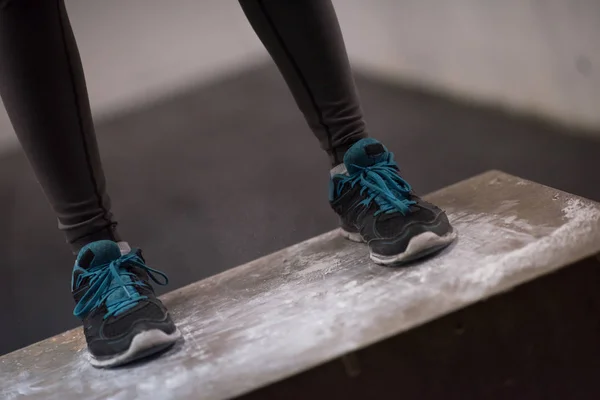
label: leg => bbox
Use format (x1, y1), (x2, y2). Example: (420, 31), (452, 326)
(0, 0), (118, 251)
(0, 0), (178, 367)
(238, 0), (368, 166)
(239, 0), (457, 263)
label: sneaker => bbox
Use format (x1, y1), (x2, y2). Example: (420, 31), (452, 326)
(71, 240), (180, 368)
(329, 138), (456, 265)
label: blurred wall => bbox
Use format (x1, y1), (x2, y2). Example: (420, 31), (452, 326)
(0, 0), (268, 150)
(1, 0), (599, 150)
(336, 0), (600, 133)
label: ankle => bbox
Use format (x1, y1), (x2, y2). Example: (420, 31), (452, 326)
(70, 226), (122, 254)
(329, 138), (365, 167)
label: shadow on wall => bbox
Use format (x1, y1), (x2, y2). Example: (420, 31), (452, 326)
(1, 63), (600, 356)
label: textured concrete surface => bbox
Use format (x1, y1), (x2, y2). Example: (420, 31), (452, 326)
(2, 171), (600, 400)
(2, 65), (600, 357)
(243, 256), (600, 400)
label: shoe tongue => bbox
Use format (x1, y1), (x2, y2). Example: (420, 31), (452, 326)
(77, 240), (122, 269)
(343, 138), (389, 174)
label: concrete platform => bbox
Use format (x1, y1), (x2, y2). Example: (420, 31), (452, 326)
(2, 170), (600, 400)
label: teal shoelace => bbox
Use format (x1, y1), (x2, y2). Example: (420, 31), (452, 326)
(73, 252), (168, 320)
(337, 159), (416, 216)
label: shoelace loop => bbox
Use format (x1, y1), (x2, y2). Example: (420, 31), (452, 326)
(338, 160), (416, 216)
(73, 252), (168, 320)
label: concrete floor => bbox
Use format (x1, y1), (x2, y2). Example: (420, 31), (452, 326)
(1, 64), (600, 356)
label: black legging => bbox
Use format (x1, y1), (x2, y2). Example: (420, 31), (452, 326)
(0, 0), (368, 251)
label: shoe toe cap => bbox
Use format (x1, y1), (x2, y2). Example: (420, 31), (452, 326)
(88, 301), (176, 357)
(369, 210), (453, 257)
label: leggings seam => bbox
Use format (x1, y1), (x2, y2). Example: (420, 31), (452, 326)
(56, 0), (114, 239)
(256, 0), (338, 164)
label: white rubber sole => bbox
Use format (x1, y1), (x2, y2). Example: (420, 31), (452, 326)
(89, 328), (181, 368)
(340, 228), (457, 266)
